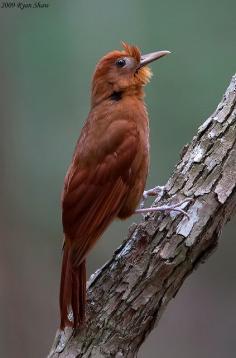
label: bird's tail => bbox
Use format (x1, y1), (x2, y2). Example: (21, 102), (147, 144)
(59, 241), (86, 330)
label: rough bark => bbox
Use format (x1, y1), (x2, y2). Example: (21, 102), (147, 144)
(48, 75), (236, 358)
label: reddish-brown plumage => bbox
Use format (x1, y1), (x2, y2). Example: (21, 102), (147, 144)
(60, 42), (169, 329)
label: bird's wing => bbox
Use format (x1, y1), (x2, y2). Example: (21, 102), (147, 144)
(62, 120), (138, 267)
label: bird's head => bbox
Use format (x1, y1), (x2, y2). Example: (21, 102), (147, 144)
(91, 42), (170, 106)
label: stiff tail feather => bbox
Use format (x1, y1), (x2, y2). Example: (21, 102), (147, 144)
(60, 242), (86, 330)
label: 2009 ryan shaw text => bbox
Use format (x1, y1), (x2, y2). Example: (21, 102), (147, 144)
(1, 2), (49, 9)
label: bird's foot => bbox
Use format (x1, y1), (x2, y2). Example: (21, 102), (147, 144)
(139, 186), (166, 209)
(136, 198), (193, 219)
(143, 185), (166, 199)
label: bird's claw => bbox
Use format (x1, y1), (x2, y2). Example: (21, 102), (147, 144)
(143, 185), (166, 199)
(140, 186), (166, 209)
(136, 198), (193, 219)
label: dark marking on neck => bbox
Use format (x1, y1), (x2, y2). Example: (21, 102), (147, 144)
(110, 91), (123, 102)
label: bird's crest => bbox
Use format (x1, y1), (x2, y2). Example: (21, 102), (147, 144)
(121, 41), (141, 62)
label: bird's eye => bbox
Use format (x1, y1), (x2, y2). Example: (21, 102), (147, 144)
(116, 59), (126, 68)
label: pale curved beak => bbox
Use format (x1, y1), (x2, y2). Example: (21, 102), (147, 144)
(139, 50), (171, 68)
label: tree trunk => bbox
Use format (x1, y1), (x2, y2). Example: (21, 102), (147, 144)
(48, 74), (236, 358)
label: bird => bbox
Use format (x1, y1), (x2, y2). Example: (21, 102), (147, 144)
(59, 42), (171, 330)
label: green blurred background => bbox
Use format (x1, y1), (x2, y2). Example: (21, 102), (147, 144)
(1, 1), (235, 357)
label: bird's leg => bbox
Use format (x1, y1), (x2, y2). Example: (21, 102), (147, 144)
(136, 195), (193, 219)
(139, 185), (166, 209)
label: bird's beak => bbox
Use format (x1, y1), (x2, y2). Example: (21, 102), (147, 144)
(139, 50), (171, 68)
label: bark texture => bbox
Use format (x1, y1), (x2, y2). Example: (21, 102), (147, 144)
(48, 75), (236, 358)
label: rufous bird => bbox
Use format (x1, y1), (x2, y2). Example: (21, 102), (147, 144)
(60, 42), (188, 330)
